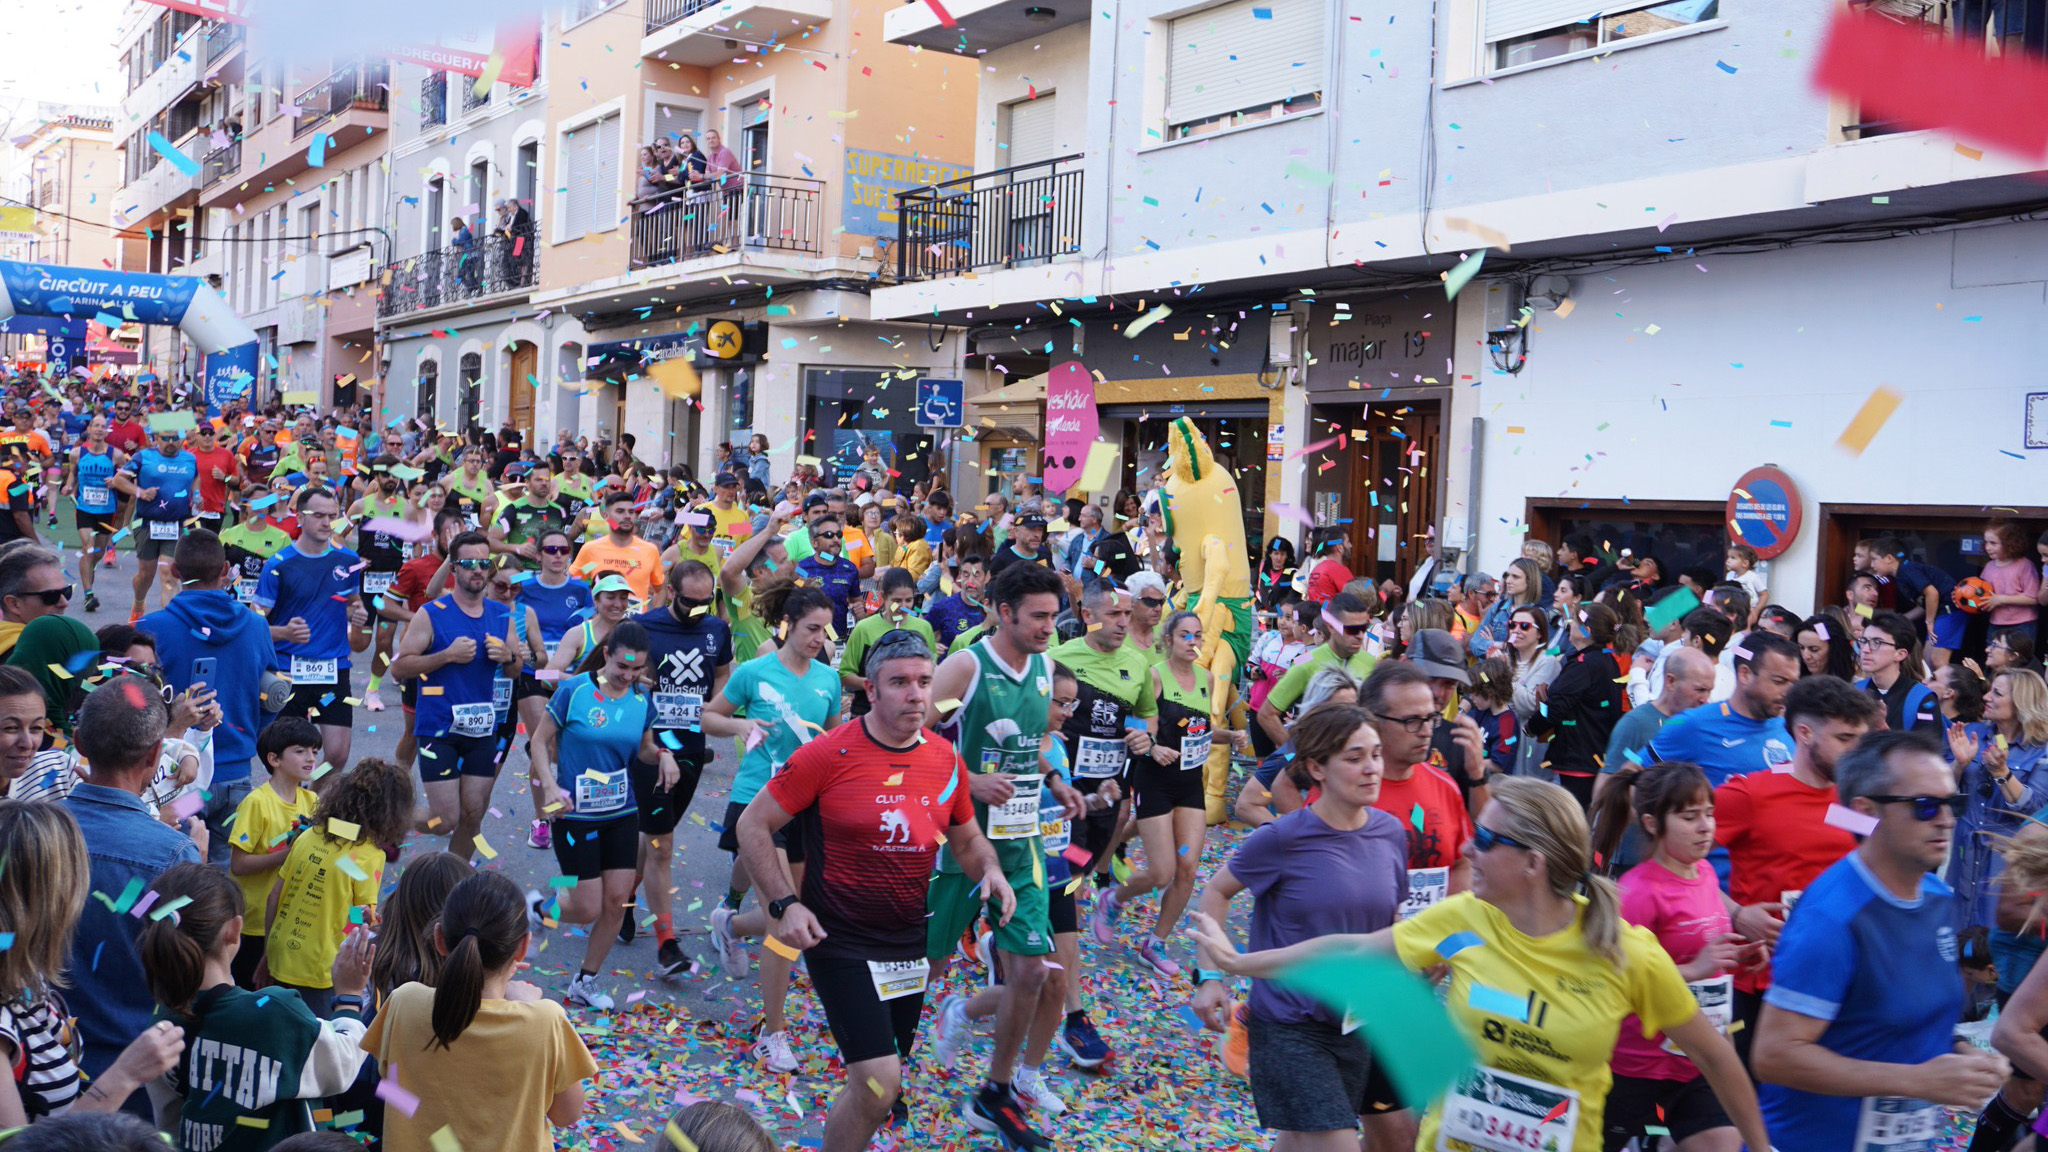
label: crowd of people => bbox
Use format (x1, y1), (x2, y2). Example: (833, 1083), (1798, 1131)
(0, 373), (2045, 1151)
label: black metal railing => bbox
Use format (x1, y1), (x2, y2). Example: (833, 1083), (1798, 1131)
(894, 155), (1082, 281)
(628, 175), (824, 268)
(461, 81), (490, 112)
(421, 72), (448, 128)
(1842, 0), (2047, 138)
(646, 0), (725, 34)
(376, 222), (540, 317)
(203, 139), (240, 187)
(294, 62), (390, 139)
(204, 21), (243, 64)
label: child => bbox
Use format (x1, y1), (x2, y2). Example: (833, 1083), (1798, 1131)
(661, 1100), (776, 1152)
(1723, 543), (1768, 627)
(370, 851), (474, 1003)
(361, 871), (596, 1152)
(265, 758), (414, 1016)
(893, 514), (933, 580)
(139, 862), (373, 1149)
(229, 717), (325, 988)
(1464, 655), (1518, 774)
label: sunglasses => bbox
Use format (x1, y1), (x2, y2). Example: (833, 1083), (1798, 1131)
(21, 585), (72, 605)
(1867, 793), (1966, 821)
(1339, 623), (1372, 636)
(1138, 596), (1167, 609)
(1508, 620), (1539, 632)
(876, 628), (927, 648)
(540, 544), (571, 555)
(489, 581), (514, 594)
(1471, 825), (1530, 853)
(452, 558), (494, 571)
(813, 531), (842, 540)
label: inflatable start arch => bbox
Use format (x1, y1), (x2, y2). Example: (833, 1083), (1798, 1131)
(0, 260), (258, 405)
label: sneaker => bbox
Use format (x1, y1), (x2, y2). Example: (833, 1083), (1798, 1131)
(963, 1084), (1052, 1151)
(128, 606), (143, 624)
(929, 993), (970, 1069)
(564, 972), (614, 1010)
(362, 688), (386, 713)
(956, 925), (982, 967)
(978, 929), (999, 987)
(526, 889), (548, 935)
(887, 1095), (909, 1130)
(751, 1028), (798, 1073)
(710, 906), (749, 974)
(1058, 1012), (1110, 1070)
(1090, 886), (1123, 947)
(1012, 1066), (1068, 1115)
(527, 819), (551, 850)
(83, 591), (98, 613)
(658, 938), (688, 976)
(617, 908), (637, 945)
(1220, 1002), (1250, 1078)
(1135, 935), (1181, 978)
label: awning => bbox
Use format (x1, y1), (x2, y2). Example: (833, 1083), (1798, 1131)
(967, 373), (1046, 409)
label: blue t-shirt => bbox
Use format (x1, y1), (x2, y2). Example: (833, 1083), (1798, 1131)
(73, 446), (119, 514)
(255, 542), (365, 665)
(415, 596), (511, 738)
(927, 593), (987, 650)
(1896, 559), (1958, 613)
(545, 671), (651, 823)
(518, 575), (592, 647)
(1041, 740), (1074, 886)
(795, 553), (862, 636)
(718, 652), (842, 805)
(128, 446), (198, 521)
(1761, 852), (1963, 1152)
(1643, 701), (1793, 787)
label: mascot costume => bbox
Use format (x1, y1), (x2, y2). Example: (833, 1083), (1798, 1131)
(1159, 417), (1256, 824)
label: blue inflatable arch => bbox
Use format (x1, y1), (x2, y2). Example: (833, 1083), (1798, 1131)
(0, 260), (258, 404)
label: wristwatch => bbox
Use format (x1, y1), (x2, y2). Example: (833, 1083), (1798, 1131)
(332, 992), (368, 1014)
(768, 895), (799, 920)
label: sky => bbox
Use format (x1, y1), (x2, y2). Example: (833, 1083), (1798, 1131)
(0, 0), (126, 119)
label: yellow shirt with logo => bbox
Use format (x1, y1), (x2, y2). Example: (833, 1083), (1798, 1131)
(265, 829), (384, 988)
(227, 783), (318, 937)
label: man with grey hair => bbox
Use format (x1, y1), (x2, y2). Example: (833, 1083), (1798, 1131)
(1057, 504), (1107, 596)
(65, 674), (204, 1102)
(1594, 644), (1718, 806)
(1753, 729), (2006, 1151)
(0, 540), (70, 657)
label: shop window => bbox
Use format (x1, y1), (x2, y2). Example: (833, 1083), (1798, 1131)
(803, 367), (934, 490)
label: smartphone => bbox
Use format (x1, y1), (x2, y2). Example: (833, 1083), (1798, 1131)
(191, 657), (218, 687)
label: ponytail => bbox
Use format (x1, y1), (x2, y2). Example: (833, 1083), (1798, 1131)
(1579, 871), (1626, 971)
(1587, 764), (1639, 876)
(137, 863), (244, 1017)
(428, 871), (529, 1050)
(1486, 775), (1626, 969)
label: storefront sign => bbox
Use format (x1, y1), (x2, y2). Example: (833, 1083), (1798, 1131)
(1306, 294), (1445, 395)
(843, 149), (972, 237)
(1267, 423), (1285, 460)
(1042, 359), (1097, 492)
(1726, 465), (1803, 560)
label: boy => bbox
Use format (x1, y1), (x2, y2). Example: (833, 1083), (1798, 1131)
(227, 716), (324, 987)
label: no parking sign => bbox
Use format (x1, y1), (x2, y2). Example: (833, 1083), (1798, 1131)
(1727, 465), (1803, 560)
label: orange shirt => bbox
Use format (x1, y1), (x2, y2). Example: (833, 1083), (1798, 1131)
(570, 535), (663, 602)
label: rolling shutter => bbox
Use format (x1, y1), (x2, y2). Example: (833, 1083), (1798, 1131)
(1167, 0), (1326, 127)
(1484, 0), (1606, 43)
(1004, 95), (1058, 168)
(593, 114), (622, 230)
(654, 101), (701, 145)
(563, 121), (597, 235)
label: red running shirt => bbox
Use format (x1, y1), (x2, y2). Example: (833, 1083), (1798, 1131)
(1714, 768), (1857, 993)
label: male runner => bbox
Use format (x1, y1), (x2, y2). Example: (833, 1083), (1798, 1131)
(491, 464), (580, 569)
(60, 414), (125, 613)
(187, 421), (241, 536)
(571, 488), (663, 604)
(254, 486), (370, 773)
(110, 425), (198, 621)
(348, 456), (410, 711)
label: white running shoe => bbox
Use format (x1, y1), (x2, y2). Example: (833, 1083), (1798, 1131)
(361, 689), (386, 713)
(710, 906), (750, 973)
(564, 972), (614, 1010)
(1013, 1066), (1069, 1115)
(930, 993), (971, 1069)
(752, 1028), (798, 1073)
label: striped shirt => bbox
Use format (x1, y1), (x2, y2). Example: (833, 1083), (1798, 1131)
(0, 993), (81, 1118)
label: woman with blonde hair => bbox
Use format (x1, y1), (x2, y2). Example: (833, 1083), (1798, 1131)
(1949, 668), (2048, 928)
(1469, 556), (1546, 659)
(1192, 774), (1769, 1152)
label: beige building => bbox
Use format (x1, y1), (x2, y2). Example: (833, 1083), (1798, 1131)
(1, 103), (140, 368)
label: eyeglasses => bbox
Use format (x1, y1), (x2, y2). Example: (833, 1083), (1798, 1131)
(21, 585), (72, 604)
(540, 544), (571, 555)
(1472, 825), (1530, 853)
(489, 581), (514, 594)
(1138, 596), (1167, 609)
(1990, 642), (2016, 655)
(1375, 711), (1440, 734)
(1867, 793), (1966, 821)
(452, 558), (494, 571)
(1052, 696), (1080, 713)
(1856, 638), (1898, 650)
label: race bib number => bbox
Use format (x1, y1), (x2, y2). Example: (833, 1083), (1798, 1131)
(1853, 1096), (1942, 1152)
(362, 570), (396, 596)
(81, 484), (108, 508)
(1662, 974), (1733, 1054)
(1074, 736), (1125, 779)
(867, 959), (930, 1002)
(1400, 866), (1450, 920)
(575, 770), (629, 812)
(290, 657), (338, 684)
(1180, 720), (1211, 770)
(1040, 817), (1071, 856)
(234, 578), (257, 603)
(147, 518), (180, 540)
(450, 701), (496, 737)
(654, 691), (704, 729)
(491, 675), (514, 713)
(986, 773), (1044, 840)
(1439, 1066), (1578, 1152)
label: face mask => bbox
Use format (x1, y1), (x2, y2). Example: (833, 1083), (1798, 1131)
(675, 595), (712, 611)
(815, 549), (838, 564)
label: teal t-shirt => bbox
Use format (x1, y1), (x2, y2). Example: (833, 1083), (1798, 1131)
(546, 671), (652, 823)
(719, 651), (842, 803)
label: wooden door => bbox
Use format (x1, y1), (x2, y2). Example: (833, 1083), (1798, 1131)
(1348, 401), (1441, 587)
(508, 342), (536, 445)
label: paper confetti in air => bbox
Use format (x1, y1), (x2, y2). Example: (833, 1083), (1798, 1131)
(1835, 386), (1902, 456)
(1273, 949), (1475, 1105)
(1825, 803), (1879, 836)
(1443, 249), (1487, 299)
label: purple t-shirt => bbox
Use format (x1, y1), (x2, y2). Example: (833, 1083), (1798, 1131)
(1229, 805), (1407, 1026)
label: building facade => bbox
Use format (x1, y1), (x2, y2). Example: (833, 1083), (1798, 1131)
(0, 103), (138, 370)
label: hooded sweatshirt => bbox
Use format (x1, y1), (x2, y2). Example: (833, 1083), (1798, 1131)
(142, 588), (280, 783)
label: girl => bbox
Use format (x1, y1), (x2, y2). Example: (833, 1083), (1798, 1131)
(0, 802), (184, 1125)
(1256, 537), (1297, 613)
(1247, 600), (1311, 759)
(1550, 573), (1590, 650)
(1465, 655), (1519, 776)
(264, 758), (414, 1016)
(1530, 601), (1627, 811)
(1396, 598), (1453, 662)
(529, 620), (674, 1010)
(1191, 703), (1413, 1152)
(1601, 764), (1757, 1152)
(1469, 556), (1543, 660)
(1924, 662), (1989, 741)
(1948, 669), (2048, 929)
(142, 863), (373, 1148)
(1981, 521), (2041, 645)
(1724, 543), (1767, 626)
(1796, 614), (1857, 680)
(1193, 776), (1771, 1152)
(1988, 628), (2041, 676)
(361, 871), (595, 1152)
(1096, 611), (1251, 976)
(370, 851), (473, 1002)
(700, 580), (843, 1074)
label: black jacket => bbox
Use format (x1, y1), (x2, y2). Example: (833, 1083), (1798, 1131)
(1528, 644), (1626, 771)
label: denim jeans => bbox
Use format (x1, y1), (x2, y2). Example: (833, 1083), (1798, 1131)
(202, 777), (254, 869)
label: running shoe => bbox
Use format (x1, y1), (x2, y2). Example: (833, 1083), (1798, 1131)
(956, 925), (982, 967)
(929, 993), (971, 1069)
(565, 973), (614, 1010)
(1089, 886), (1123, 946)
(617, 909), (637, 945)
(657, 938), (688, 976)
(964, 1083), (1052, 1150)
(1220, 1002), (1250, 1078)
(888, 1095), (909, 1130)
(1058, 1012), (1110, 1070)
(527, 819), (551, 850)
(361, 688), (386, 713)
(710, 906), (749, 973)
(1013, 1067), (1068, 1115)
(526, 889), (548, 935)
(1135, 935), (1181, 978)
(83, 591), (98, 613)
(752, 1028), (798, 1073)
(978, 929), (999, 987)
(128, 606), (142, 624)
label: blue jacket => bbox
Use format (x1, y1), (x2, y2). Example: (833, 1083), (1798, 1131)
(141, 588), (281, 783)
(1467, 596), (1519, 658)
(1855, 675), (1939, 734)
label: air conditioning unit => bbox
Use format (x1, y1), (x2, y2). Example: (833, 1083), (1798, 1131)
(1267, 305), (1296, 366)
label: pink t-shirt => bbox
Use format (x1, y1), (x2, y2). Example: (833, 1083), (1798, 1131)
(1983, 557), (2042, 627)
(1611, 857), (1731, 1081)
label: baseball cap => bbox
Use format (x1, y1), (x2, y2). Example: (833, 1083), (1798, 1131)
(1015, 512), (1048, 530)
(592, 574), (635, 595)
(1408, 628), (1472, 686)
(802, 492), (832, 511)
(713, 471), (739, 487)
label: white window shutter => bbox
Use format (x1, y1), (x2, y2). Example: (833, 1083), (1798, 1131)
(1004, 95), (1058, 168)
(1168, 0), (1326, 127)
(655, 102), (701, 144)
(1484, 0), (1608, 43)
(564, 122), (597, 235)
(594, 114), (622, 230)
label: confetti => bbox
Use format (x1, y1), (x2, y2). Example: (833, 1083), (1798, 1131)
(1835, 385), (1902, 456)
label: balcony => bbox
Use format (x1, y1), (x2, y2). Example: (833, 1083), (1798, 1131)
(119, 22), (204, 124)
(641, 0), (832, 66)
(894, 155), (1081, 281)
(200, 66), (387, 205)
(883, 0), (1086, 52)
(377, 224), (542, 318)
(421, 72), (448, 128)
(294, 63), (390, 140)
(203, 21), (244, 65)
(115, 146), (203, 226)
(628, 176), (823, 268)
(202, 138), (240, 187)
(1838, 0), (2044, 139)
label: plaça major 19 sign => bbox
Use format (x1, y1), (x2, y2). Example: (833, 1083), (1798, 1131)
(1726, 465), (1803, 561)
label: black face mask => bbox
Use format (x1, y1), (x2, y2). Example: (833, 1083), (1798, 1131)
(674, 594), (712, 611)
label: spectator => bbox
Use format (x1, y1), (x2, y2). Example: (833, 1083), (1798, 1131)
(1255, 536), (1297, 613)
(265, 759), (414, 1016)
(1856, 611), (1936, 732)
(1470, 558), (1542, 658)
(1529, 601), (1628, 810)
(1796, 614), (1858, 680)
(0, 543), (71, 657)
(1300, 530), (1353, 604)
(662, 1100), (777, 1152)
(1947, 669), (2048, 928)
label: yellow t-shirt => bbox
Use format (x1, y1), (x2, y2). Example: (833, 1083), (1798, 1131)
(570, 536), (663, 602)
(1392, 892), (1698, 1152)
(227, 783), (318, 938)
(362, 982), (598, 1152)
(265, 829), (384, 988)
(707, 500), (753, 543)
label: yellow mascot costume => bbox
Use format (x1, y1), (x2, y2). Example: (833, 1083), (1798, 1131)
(1160, 417), (1255, 824)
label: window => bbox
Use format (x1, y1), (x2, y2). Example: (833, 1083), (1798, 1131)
(653, 101), (701, 147)
(571, 0), (620, 20)
(1002, 94), (1058, 168)
(1487, 0), (1719, 70)
(417, 358), (439, 422)
(560, 113), (621, 237)
(458, 352), (483, 431)
(516, 141), (539, 207)
(1166, 0), (1325, 139)
(727, 367), (754, 437)
(738, 98), (769, 172)
(425, 178), (446, 251)
(467, 159), (489, 223)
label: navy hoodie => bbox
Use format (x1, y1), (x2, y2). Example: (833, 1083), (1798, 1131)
(142, 588), (280, 783)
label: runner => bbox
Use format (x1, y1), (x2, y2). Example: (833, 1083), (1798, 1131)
(546, 574), (634, 672)
(59, 415), (125, 614)
(346, 456), (409, 712)
(1752, 730), (2009, 1151)
(927, 553), (989, 651)
(442, 446), (494, 528)
(217, 485), (292, 608)
(109, 425), (197, 622)
(571, 489), (663, 605)
(389, 530), (522, 861)
(715, 503), (791, 664)
(491, 464), (581, 570)
(1193, 774), (1772, 1152)
(1255, 591), (1376, 749)
(629, 558), (733, 975)
(1191, 701), (1413, 1149)
(511, 526), (592, 849)
(795, 512), (861, 638)
(186, 421), (240, 537)
(837, 567), (933, 717)
(1360, 660), (1476, 920)
(1125, 571), (1169, 657)
(735, 629), (1012, 1152)
(384, 508), (467, 772)
(701, 578), (843, 1072)
(254, 486), (371, 773)
(1047, 585), (1155, 905)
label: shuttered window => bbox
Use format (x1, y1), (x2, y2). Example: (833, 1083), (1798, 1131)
(1003, 95), (1058, 168)
(1485, 0), (1603, 41)
(562, 113), (621, 236)
(654, 101), (701, 146)
(1167, 0), (1325, 129)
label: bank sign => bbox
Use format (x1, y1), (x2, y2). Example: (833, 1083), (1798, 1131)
(843, 149), (972, 237)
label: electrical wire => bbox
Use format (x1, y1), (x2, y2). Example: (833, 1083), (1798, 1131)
(0, 194), (393, 250)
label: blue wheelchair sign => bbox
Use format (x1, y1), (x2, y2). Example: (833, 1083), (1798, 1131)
(917, 377), (964, 428)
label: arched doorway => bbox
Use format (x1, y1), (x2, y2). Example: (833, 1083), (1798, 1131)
(508, 340), (537, 445)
